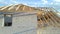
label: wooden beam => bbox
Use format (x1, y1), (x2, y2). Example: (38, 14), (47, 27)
(45, 13), (56, 26)
(48, 11), (60, 27)
(47, 12), (60, 27)
(0, 5), (11, 10)
(37, 14), (45, 28)
(16, 5), (21, 11)
(49, 11), (60, 23)
(42, 15), (50, 26)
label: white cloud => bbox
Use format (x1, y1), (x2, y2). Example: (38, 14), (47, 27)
(51, 0), (60, 5)
(0, 0), (4, 2)
(50, 2), (53, 5)
(54, 0), (60, 2)
(55, 3), (59, 5)
(0, 2), (8, 4)
(0, 0), (8, 4)
(34, 3), (38, 5)
(42, 0), (48, 4)
(10, 0), (19, 4)
(10, 0), (27, 4)
(22, 3), (28, 5)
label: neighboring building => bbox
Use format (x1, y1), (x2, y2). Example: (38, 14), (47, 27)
(0, 4), (60, 34)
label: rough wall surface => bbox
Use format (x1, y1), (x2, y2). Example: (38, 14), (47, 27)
(37, 26), (60, 34)
(0, 14), (37, 34)
(0, 15), (4, 27)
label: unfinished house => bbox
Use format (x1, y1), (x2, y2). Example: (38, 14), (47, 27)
(0, 4), (60, 34)
(0, 4), (38, 34)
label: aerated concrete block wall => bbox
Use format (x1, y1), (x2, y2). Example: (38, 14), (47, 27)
(0, 14), (37, 34)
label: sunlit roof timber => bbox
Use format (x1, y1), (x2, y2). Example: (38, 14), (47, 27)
(0, 4), (54, 12)
(0, 4), (41, 12)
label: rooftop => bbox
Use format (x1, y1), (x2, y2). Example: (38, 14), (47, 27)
(0, 4), (39, 12)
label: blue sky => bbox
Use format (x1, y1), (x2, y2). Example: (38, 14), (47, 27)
(0, 0), (60, 11)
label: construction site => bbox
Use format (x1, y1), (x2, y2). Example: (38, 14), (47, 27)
(0, 4), (60, 34)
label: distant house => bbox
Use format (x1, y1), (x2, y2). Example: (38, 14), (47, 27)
(0, 4), (60, 34)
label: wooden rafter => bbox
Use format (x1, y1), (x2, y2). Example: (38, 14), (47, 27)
(37, 11), (60, 28)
